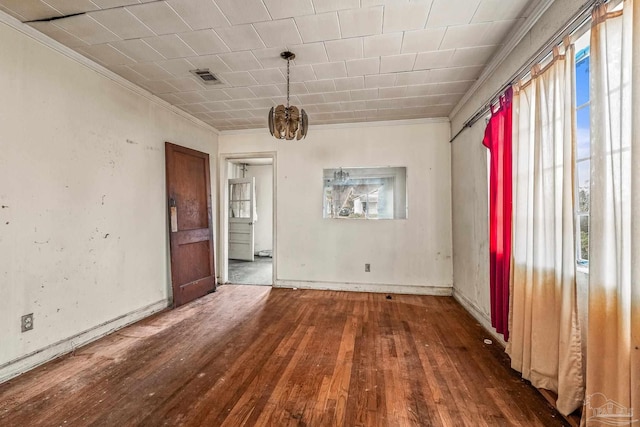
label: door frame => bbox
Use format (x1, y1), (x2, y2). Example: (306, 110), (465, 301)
(218, 152), (276, 285)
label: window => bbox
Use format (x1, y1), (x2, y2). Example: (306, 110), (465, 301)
(323, 167), (407, 219)
(575, 33), (590, 267)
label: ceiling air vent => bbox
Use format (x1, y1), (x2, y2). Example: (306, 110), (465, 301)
(190, 69), (221, 85)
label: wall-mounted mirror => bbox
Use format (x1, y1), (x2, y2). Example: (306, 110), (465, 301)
(323, 167), (407, 220)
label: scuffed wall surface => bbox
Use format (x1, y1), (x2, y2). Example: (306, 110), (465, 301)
(0, 21), (217, 368)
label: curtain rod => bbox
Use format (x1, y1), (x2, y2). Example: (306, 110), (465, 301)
(449, 0), (600, 143)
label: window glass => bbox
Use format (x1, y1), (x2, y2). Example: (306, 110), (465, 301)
(323, 167), (407, 219)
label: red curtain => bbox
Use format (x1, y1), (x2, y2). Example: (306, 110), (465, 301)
(482, 87), (513, 341)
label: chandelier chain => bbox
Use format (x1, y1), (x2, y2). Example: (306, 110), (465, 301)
(286, 57), (290, 110)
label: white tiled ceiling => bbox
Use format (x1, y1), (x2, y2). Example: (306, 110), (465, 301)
(0, 0), (539, 131)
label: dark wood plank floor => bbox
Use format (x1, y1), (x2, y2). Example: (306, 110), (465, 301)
(0, 286), (568, 426)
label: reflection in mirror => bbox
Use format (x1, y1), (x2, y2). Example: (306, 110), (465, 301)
(323, 167), (407, 220)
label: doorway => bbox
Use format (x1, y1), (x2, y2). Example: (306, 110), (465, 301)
(221, 155), (275, 286)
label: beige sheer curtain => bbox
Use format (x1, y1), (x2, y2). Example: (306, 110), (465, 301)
(507, 41), (585, 416)
(584, 1), (639, 424)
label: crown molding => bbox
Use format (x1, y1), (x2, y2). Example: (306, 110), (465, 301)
(448, 0), (556, 120)
(219, 117), (450, 136)
(0, 10), (219, 136)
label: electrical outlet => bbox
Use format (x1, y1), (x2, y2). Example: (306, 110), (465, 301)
(365, 263), (370, 272)
(21, 313), (33, 332)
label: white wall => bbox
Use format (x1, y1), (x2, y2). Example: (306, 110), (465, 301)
(449, 0), (585, 340)
(219, 120), (452, 295)
(245, 165), (273, 254)
(0, 20), (218, 380)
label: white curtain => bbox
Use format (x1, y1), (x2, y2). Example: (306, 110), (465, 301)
(507, 41), (585, 415)
(584, 1), (639, 424)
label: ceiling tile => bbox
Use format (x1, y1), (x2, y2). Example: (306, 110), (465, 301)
(215, 24), (265, 51)
(214, 0), (271, 25)
(312, 62), (347, 79)
(253, 19), (302, 48)
(158, 92), (186, 104)
(428, 65), (483, 83)
(165, 77), (203, 91)
(294, 12), (340, 43)
(449, 45), (497, 67)
(481, 19), (519, 46)
(223, 87), (256, 99)
(202, 90), (232, 101)
(140, 80), (179, 94)
(253, 48), (290, 68)
(401, 28), (446, 53)
(204, 101), (232, 111)
(187, 55), (233, 73)
(219, 71), (259, 86)
(250, 68), (285, 84)
(44, 0), (99, 15)
(305, 79), (336, 93)
(263, 0), (314, 19)
(413, 49), (455, 70)
(426, 0), (481, 27)
(429, 80), (474, 95)
(350, 88), (379, 101)
(325, 38), (362, 62)
(287, 43), (328, 65)
(380, 54), (416, 73)
(179, 30), (229, 55)
(472, 0), (530, 23)
(394, 70), (430, 86)
(110, 65), (147, 83)
(143, 34), (196, 58)
(289, 65), (317, 82)
(250, 98), (277, 108)
(175, 91), (207, 103)
(156, 58), (197, 76)
(88, 9), (154, 40)
(345, 57), (379, 77)
(126, 2), (191, 35)
(92, 0), (142, 7)
(28, 22), (87, 48)
(365, 74), (396, 88)
(130, 62), (175, 80)
(383, 2), (431, 33)
(312, 0), (358, 13)
(323, 91), (351, 102)
(0, 0), (60, 21)
(363, 33), (402, 57)
(54, 15), (120, 45)
(218, 51), (262, 71)
(338, 7), (383, 38)
(167, 0), (230, 30)
(250, 85), (281, 97)
(76, 44), (134, 67)
(439, 22), (491, 49)
(226, 99), (254, 109)
(334, 76), (364, 91)
(297, 93), (326, 104)
(379, 86), (407, 99)
(110, 39), (165, 62)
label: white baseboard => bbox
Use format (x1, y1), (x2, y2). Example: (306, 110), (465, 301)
(452, 289), (506, 347)
(0, 299), (169, 384)
(275, 280), (453, 296)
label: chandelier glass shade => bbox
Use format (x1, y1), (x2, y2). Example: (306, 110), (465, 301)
(268, 51), (308, 140)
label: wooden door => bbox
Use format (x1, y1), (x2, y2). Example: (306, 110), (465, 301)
(166, 142), (216, 307)
(228, 177), (255, 261)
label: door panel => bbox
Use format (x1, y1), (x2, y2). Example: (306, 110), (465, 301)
(228, 177), (255, 261)
(166, 142), (216, 307)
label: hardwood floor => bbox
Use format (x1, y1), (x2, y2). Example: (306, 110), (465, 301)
(0, 286), (568, 426)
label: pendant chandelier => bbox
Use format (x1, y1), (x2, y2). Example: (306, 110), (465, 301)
(268, 51), (308, 140)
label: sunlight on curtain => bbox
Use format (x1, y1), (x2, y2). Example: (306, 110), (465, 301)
(584, 1), (639, 424)
(507, 40), (584, 416)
